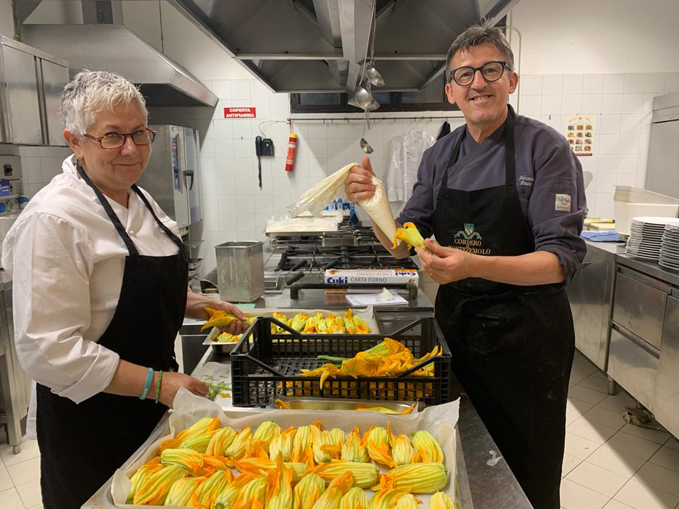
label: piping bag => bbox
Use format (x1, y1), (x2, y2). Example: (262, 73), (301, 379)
(287, 163), (397, 240)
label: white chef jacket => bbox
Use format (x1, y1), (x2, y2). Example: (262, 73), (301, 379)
(384, 128), (436, 202)
(2, 156), (181, 406)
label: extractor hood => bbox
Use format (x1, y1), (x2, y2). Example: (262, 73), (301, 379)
(167, 0), (520, 94)
(21, 24), (218, 108)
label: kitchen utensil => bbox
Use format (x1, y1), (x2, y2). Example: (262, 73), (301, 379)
(215, 241), (265, 302)
(354, 83), (372, 109)
(360, 121), (374, 154)
(365, 1), (384, 88)
(366, 64), (384, 87)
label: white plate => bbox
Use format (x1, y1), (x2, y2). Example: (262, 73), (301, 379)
(632, 217), (679, 225)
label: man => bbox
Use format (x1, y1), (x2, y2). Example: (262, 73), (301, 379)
(2, 70), (247, 508)
(345, 22), (586, 509)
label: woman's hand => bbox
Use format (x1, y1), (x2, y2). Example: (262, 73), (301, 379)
(156, 372), (209, 408)
(207, 300), (249, 335)
(345, 155), (376, 203)
(185, 290), (248, 334)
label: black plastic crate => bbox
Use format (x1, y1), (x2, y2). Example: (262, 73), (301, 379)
(230, 317), (452, 407)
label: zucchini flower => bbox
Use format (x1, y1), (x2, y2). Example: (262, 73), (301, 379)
(164, 476), (204, 506)
(311, 471), (354, 509)
(225, 427), (253, 459)
(133, 465), (185, 505)
(341, 427), (368, 463)
(194, 471), (232, 507)
(233, 476), (267, 509)
(339, 487), (368, 509)
(206, 426), (238, 456)
(160, 448), (204, 475)
(375, 463), (448, 494)
(231, 456), (307, 483)
(394, 494), (420, 509)
(343, 315), (357, 334)
(293, 473), (326, 509)
(127, 457), (163, 503)
(160, 417), (221, 452)
(365, 427), (395, 468)
(352, 315), (371, 334)
(412, 430), (444, 464)
(292, 425), (314, 464)
(265, 455), (294, 509)
(311, 461), (379, 489)
(315, 313), (329, 333)
(312, 426), (333, 464)
(179, 429), (218, 453)
(197, 455), (231, 477)
(253, 421), (282, 453)
(392, 222), (426, 250)
(429, 491), (455, 509)
(201, 307), (248, 331)
(388, 424), (414, 466)
(291, 313), (310, 331)
(270, 427), (296, 462)
(214, 474), (259, 509)
(366, 485), (411, 509)
(304, 316), (318, 333)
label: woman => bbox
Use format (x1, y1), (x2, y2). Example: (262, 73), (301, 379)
(2, 70), (246, 508)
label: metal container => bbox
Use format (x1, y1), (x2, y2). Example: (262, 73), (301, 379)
(216, 241), (265, 302)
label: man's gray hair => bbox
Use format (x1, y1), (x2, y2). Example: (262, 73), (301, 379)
(60, 70), (147, 135)
(446, 20), (515, 79)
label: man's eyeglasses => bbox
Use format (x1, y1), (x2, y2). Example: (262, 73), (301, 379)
(83, 128), (156, 149)
(448, 61), (508, 87)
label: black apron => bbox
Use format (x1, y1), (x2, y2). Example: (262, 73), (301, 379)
(434, 108), (575, 509)
(36, 164), (188, 509)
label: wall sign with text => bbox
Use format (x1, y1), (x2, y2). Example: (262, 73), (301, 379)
(565, 115), (594, 157)
(224, 107), (257, 119)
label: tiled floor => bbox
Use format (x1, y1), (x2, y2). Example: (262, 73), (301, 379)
(561, 351), (679, 509)
(0, 349), (677, 509)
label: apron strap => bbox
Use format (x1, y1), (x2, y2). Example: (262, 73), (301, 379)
(132, 186), (186, 253)
(76, 163), (139, 256)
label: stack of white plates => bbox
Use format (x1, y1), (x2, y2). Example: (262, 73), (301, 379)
(626, 217), (675, 260)
(660, 220), (679, 270)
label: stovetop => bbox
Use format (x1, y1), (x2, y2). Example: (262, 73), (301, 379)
(273, 244), (419, 272)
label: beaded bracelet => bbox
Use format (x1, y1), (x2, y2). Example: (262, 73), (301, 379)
(139, 367), (154, 400)
(155, 370), (164, 404)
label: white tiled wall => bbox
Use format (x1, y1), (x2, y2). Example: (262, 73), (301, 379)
(518, 72), (679, 218)
(16, 146), (71, 198)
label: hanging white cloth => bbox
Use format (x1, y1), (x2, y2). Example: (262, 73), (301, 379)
(385, 128), (436, 202)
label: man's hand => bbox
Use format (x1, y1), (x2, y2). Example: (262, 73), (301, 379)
(345, 155), (376, 203)
(156, 372), (209, 408)
(415, 239), (477, 284)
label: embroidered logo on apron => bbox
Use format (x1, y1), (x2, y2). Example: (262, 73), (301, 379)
(555, 194), (571, 212)
(452, 223), (491, 254)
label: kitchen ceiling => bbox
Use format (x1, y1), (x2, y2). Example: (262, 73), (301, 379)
(168, 0), (520, 94)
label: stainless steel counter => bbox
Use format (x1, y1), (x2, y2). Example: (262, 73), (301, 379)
(585, 239), (679, 287)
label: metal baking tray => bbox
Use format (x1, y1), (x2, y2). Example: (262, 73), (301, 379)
(275, 396), (423, 413)
(202, 326), (243, 354)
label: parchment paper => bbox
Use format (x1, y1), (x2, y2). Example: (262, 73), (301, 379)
(111, 389), (460, 508)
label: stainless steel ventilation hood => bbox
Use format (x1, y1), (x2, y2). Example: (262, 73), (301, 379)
(167, 0), (520, 94)
(21, 24), (218, 108)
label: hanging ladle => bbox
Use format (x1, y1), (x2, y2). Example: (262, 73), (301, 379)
(360, 120), (374, 154)
(365, 4), (384, 87)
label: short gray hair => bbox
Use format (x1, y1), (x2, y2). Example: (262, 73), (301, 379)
(446, 20), (514, 79)
(60, 70), (147, 135)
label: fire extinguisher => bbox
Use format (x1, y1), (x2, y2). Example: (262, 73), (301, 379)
(285, 133), (298, 172)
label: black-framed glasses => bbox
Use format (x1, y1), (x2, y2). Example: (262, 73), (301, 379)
(448, 61), (508, 87)
(83, 128), (156, 149)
